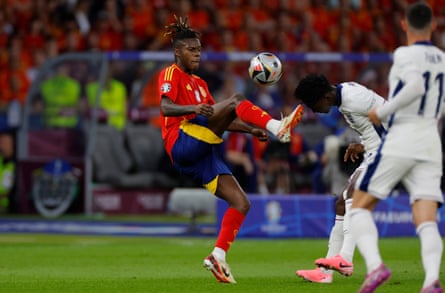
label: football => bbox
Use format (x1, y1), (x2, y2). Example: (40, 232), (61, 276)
(248, 52), (283, 85)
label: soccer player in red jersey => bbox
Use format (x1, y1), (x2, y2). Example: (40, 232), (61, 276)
(158, 16), (303, 284)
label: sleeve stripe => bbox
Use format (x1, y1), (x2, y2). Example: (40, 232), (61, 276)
(164, 66), (175, 81)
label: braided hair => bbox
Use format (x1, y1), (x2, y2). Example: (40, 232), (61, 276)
(164, 15), (201, 47)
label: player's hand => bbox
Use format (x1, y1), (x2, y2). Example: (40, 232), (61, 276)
(368, 107), (381, 126)
(344, 143), (365, 162)
(195, 104), (214, 117)
(251, 128), (269, 141)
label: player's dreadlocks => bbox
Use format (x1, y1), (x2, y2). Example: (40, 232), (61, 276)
(164, 15), (201, 47)
(294, 74), (332, 107)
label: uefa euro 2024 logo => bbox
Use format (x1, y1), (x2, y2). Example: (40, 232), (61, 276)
(261, 200), (287, 234)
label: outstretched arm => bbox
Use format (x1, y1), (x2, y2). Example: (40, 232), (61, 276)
(160, 96), (214, 117)
(228, 118), (269, 141)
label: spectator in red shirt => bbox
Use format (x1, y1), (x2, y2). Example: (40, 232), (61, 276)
(0, 55), (30, 108)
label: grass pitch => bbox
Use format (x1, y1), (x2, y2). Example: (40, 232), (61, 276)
(0, 234), (441, 293)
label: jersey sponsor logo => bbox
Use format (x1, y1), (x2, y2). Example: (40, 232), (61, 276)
(160, 82), (172, 93)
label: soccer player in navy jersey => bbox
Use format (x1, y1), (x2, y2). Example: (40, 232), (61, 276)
(352, 3), (444, 292)
(158, 16), (303, 284)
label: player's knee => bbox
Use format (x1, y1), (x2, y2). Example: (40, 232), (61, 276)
(235, 198), (251, 214)
(230, 93), (245, 102)
(228, 93), (246, 108)
(242, 200), (251, 214)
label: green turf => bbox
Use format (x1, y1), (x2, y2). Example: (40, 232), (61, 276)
(0, 234), (441, 292)
(1, 213), (216, 224)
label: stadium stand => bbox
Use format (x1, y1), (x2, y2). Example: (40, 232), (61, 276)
(2, 0), (445, 216)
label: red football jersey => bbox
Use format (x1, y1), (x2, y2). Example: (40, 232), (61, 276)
(158, 64), (215, 154)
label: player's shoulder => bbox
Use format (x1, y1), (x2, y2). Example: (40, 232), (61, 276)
(393, 46), (422, 68)
(191, 74), (208, 87)
(340, 81), (362, 88)
(393, 43), (444, 57)
(338, 82), (362, 106)
(160, 64), (181, 81)
(339, 81), (368, 96)
(393, 45), (411, 58)
(430, 45), (445, 60)
(394, 44), (445, 65)
(340, 82), (383, 107)
(191, 74), (203, 80)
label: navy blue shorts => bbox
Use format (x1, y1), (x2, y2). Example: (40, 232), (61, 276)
(171, 116), (232, 188)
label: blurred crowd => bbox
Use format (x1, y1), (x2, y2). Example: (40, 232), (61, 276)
(1, 0), (445, 109)
(1, 0), (445, 198)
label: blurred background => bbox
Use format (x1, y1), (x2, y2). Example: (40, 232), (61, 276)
(0, 0), (444, 221)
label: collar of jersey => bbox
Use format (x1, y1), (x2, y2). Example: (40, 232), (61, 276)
(414, 41), (433, 46)
(336, 84), (343, 106)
